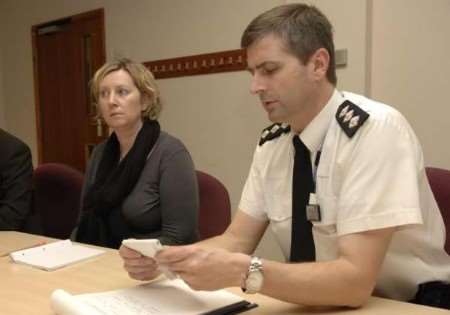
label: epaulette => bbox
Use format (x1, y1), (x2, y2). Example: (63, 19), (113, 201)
(259, 123), (291, 146)
(335, 100), (369, 138)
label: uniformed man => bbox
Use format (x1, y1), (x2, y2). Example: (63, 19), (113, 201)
(119, 4), (450, 309)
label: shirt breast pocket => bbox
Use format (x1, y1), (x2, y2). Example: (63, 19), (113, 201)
(314, 175), (338, 229)
(262, 176), (293, 257)
(263, 176), (292, 221)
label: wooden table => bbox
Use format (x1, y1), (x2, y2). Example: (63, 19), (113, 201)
(1, 231), (448, 315)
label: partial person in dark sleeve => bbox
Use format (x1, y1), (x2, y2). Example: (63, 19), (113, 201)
(73, 58), (199, 249)
(0, 128), (33, 230)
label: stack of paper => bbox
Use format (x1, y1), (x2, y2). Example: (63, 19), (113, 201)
(10, 239), (105, 271)
(51, 278), (257, 315)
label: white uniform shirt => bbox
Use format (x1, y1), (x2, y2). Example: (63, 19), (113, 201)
(239, 90), (450, 301)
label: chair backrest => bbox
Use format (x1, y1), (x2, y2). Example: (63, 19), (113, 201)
(33, 163), (84, 239)
(196, 170), (231, 240)
(425, 167), (450, 254)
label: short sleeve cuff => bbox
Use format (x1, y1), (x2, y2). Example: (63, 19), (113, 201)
(238, 199), (268, 221)
(337, 208), (423, 235)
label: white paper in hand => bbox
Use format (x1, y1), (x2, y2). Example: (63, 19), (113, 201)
(122, 239), (177, 280)
(122, 239), (162, 258)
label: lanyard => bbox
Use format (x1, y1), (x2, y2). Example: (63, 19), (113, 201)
(312, 150), (321, 193)
(307, 150), (322, 222)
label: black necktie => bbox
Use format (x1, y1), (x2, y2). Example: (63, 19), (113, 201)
(290, 135), (315, 262)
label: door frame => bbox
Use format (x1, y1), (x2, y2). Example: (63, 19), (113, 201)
(31, 8), (106, 165)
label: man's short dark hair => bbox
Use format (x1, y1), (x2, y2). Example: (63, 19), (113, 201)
(241, 3), (337, 85)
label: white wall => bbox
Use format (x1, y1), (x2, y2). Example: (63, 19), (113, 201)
(304, 0), (370, 94)
(370, 0), (450, 170)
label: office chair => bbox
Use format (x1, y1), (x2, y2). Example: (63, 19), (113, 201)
(196, 170), (231, 240)
(33, 163), (84, 239)
(425, 167), (450, 254)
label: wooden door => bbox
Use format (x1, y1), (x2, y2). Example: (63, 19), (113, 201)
(32, 9), (106, 172)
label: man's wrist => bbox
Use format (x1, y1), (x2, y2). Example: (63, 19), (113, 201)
(229, 253), (252, 288)
(241, 256), (264, 294)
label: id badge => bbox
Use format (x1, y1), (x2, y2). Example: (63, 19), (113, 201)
(306, 193), (321, 222)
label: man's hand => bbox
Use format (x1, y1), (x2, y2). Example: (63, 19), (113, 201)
(156, 245), (250, 291)
(119, 245), (161, 281)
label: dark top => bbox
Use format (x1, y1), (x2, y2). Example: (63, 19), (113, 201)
(0, 128), (33, 230)
(79, 131), (199, 245)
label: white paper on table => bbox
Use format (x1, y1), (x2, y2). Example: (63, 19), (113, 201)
(10, 239), (105, 271)
(50, 278), (252, 315)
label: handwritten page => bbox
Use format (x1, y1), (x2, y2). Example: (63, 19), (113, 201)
(10, 239), (104, 271)
(51, 290), (100, 315)
(51, 279), (256, 315)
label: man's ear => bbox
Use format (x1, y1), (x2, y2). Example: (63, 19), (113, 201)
(310, 48), (330, 81)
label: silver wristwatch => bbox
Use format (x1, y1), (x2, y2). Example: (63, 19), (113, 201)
(242, 256), (264, 294)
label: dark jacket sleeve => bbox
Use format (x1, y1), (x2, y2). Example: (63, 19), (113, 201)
(0, 136), (33, 230)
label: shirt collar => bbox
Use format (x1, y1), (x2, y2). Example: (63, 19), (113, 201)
(297, 89), (344, 152)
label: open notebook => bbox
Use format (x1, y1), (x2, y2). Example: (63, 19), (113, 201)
(10, 239), (105, 271)
(51, 278), (257, 315)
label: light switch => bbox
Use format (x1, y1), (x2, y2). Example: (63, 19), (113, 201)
(335, 49), (348, 67)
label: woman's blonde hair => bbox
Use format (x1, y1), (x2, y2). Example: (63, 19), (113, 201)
(90, 58), (162, 120)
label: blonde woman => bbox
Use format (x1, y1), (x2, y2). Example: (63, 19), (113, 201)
(74, 58), (198, 249)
